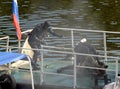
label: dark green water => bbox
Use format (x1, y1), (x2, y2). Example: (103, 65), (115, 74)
(0, 0), (120, 56)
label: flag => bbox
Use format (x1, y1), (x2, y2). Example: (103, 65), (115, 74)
(12, 0), (22, 40)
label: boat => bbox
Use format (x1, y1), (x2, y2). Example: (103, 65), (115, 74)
(0, 27), (120, 89)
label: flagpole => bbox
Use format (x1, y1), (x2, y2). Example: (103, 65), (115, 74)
(12, 0), (22, 52)
(18, 40), (21, 53)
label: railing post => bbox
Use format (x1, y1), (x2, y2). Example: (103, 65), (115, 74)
(73, 54), (77, 89)
(0, 36), (9, 52)
(103, 32), (107, 61)
(6, 36), (9, 52)
(71, 30), (74, 65)
(115, 60), (118, 80)
(40, 45), (44, 85)
(71, 30), (77, 88)
(27, 56), (35, 89)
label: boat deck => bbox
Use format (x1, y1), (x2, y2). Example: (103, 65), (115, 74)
(12, 59), (116, 89)
(0, 28), (120, 89)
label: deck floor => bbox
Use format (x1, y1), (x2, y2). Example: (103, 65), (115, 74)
(11, 59), (116, 89)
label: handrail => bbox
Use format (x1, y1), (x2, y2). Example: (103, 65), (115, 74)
(52, 27), (120, 34)
(23, 26), (120, 88)
(21, 29), (32, 34)
(0, 36), (9, 52)
(0, 36), (9, 40)
(1, 27), (120, 89)
(1, 45), (120, 71)
(0, 44), (120, 88)
(0, 45), (119, 60)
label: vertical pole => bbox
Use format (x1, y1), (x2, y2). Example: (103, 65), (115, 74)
(71, 30), (74, 65)
(27, 56), (35, 89)
(6, 36), (9, 52)
(71, 30), (76, 89)
(73, 54), (77, 89)
(8, 47), (12, 74)
(71, 30), (74, 49)
(40, 45), (44, 85)
(18, 40), (21, 53)
(103, 32), (107, 61)
(115, 60), (118, 80)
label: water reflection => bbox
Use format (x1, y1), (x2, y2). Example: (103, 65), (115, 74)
(0, 0), (119, 56)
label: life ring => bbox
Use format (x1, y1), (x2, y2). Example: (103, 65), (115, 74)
(0, 74), (16, 89)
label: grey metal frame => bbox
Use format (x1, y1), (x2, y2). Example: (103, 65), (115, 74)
(0, 27), (120, 89)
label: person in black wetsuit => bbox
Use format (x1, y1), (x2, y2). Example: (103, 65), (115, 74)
(28, 21), (62, 69)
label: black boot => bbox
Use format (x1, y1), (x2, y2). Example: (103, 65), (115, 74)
(31, 60), (40, 70)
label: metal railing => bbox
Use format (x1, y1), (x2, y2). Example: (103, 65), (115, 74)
(0, 27), (120, 89)
(41, 27), (120, 88)
(0, 36), (35, 89)
(40, 45), (120, 88)
(0, 36), (9, 52)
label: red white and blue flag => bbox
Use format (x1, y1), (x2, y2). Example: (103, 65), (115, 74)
(12, 0), (22, 40)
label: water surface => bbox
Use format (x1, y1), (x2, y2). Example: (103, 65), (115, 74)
(0, 0), (120, 56)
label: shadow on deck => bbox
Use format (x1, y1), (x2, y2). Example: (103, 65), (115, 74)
(16, 83), (103, 89)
